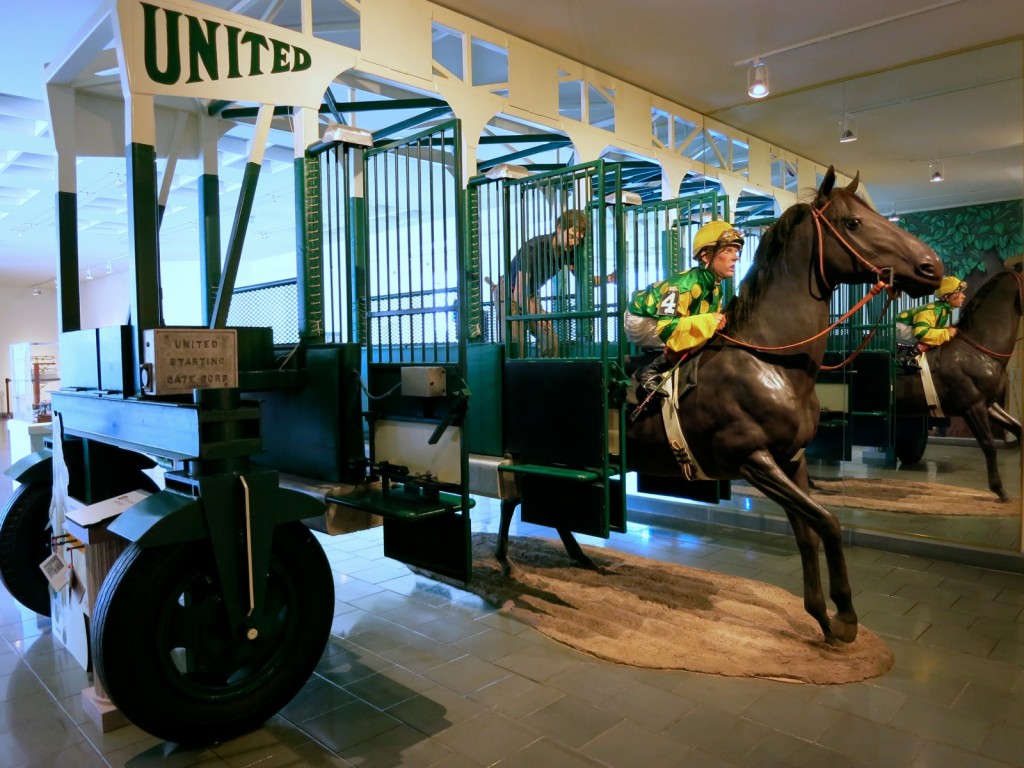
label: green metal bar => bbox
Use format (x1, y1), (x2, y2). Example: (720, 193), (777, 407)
(477, 141), (570, 171)
(295, 154), (324, 342)
(127, 141), (162, 395)
(349, 195), (366, 345)
(220, 98), (449, 120)
(199, 173), (222, 326)
(372, 106), (452, 143)
(220, 105), (294, 119)
(55, 190), (81, 333)
(478, 133), (569, 145)
(323, 88), (346, 125)
(207, 99), (233, 116)
(211, 161), (261, 329)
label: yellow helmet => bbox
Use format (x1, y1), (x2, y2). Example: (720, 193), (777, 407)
(693, 220), (744, 260)
(938, 276), (965, 298)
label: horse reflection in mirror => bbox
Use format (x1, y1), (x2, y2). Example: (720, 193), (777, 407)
(895, 265), (1023, 501)
(496, 167), (944, 646)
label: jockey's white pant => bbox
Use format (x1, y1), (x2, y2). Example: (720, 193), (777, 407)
(623, 310), (664, 350)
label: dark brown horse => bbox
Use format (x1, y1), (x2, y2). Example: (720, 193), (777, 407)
(895, 265), (1023, 501)
(496, 167), (943, 645)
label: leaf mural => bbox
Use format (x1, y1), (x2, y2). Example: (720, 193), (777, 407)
(897, 200), (1024, 278)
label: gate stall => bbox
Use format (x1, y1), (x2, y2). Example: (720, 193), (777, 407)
(621, 191), (735, 504)
(490, 161), (628, 539)
(327, 120), (475, 582)
(811, 284), (929, 464)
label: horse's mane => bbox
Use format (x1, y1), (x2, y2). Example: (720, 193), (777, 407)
(728, 196), (854, 332)
(726, 204), (805, 328)
(957, 265), (1022, 333)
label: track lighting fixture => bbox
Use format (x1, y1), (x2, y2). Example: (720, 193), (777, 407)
(747, 60), (769, 99)
(929, 161), (944, 183)
(839, 114), (857, 143)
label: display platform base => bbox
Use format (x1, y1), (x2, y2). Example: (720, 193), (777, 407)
(82, 686), (129, 733)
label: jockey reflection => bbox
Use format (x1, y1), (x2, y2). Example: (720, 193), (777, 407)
(895, 274), (966, 372)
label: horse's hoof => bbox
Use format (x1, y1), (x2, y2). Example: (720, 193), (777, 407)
(829, 613), (859, 644)
(996, 492), (1010, 503)
(573, 555), (599, 572)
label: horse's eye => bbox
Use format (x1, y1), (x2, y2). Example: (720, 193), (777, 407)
(846, 217), (861, 230)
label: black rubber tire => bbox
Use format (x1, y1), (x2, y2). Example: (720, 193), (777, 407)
(0, 482), (53, 616)
(895, 417), (929, 465)
(91, 521), (334, 745)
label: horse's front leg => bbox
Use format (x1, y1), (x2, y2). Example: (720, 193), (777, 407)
(556, 526), (598, 571)
(495, 497), (519, 577)
(962, 404), (1009, 502)
(740, 449), (857, 645)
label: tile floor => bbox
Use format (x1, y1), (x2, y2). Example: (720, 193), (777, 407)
(2, 422), (1024, 767)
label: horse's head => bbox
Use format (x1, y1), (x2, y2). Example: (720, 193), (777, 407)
(813, 167), (943, 298)
(957, 265), (1024, 334)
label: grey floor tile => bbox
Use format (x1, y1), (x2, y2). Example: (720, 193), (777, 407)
(911, 741), (1018, 768)
(817, 714), (927, 768)
(344, 665), (435, 710)
(598, 680), (698, 732)
(581, 718), (692, 768)
(861, 609), (933, 641)
(434, 710), (542, 765)
(888, 696), (991, 752)
(493, 736), (613, 768)
(742, 687), (845, 741)
(300, 699), (403, 753)
(978, 717), (1024, 765)
(812, 681), (910, 725)
(519, 693), (623, 749)
(423, 653), (513, 696)
(338, 722), (454, 768)
(468, 672), (564, 719)
(386, 684), (485, 735)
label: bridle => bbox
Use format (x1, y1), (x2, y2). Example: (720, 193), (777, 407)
(716, 197), (895, 356)
(956, 269), (1024, 360)
(809, 199), (892, 292)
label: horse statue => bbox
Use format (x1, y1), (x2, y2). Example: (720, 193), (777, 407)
(894, 265), (1023, 501)
(496, 167), (943, 645)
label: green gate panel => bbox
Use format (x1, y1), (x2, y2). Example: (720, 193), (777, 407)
(465, 343), (503, 456)
(248, 344), (365, 483)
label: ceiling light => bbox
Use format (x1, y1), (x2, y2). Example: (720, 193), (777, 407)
(839, 115), (857, 143)
(747, 60), (769, 99)
(929, 160), (944, 183)
(106, 260), (113, 274)
(887, 206), (900, 223)
(85, 267), (93, 280)
(32, 288), (42, 297)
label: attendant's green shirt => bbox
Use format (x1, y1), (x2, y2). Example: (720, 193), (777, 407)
(627, 266), (724, 352)
(896, 300), (954, 346)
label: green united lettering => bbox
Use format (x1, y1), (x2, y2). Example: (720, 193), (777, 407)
(141, 2), (311, 86)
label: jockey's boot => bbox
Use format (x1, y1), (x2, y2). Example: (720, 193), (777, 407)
(636, 348), (682, 398)
(896, 344), (921, 373)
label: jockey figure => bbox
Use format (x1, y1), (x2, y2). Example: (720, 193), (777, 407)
(624, 220), (743, 400)
(895, 274), (966, 371)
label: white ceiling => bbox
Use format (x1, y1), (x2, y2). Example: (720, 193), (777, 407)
(0, 0), (1021, 289)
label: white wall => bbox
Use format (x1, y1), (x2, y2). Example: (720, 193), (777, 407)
(0, 285), (58, 416)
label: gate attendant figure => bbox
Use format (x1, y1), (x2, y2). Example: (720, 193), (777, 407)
(625, 220), (743, 400)
(502, 209), (611, 357)
(895, 274), (966, 371)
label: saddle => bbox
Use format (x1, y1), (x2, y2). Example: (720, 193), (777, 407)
(626, 349), (701, 417)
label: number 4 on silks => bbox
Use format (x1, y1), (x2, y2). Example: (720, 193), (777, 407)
(657, 287), (680, 316)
